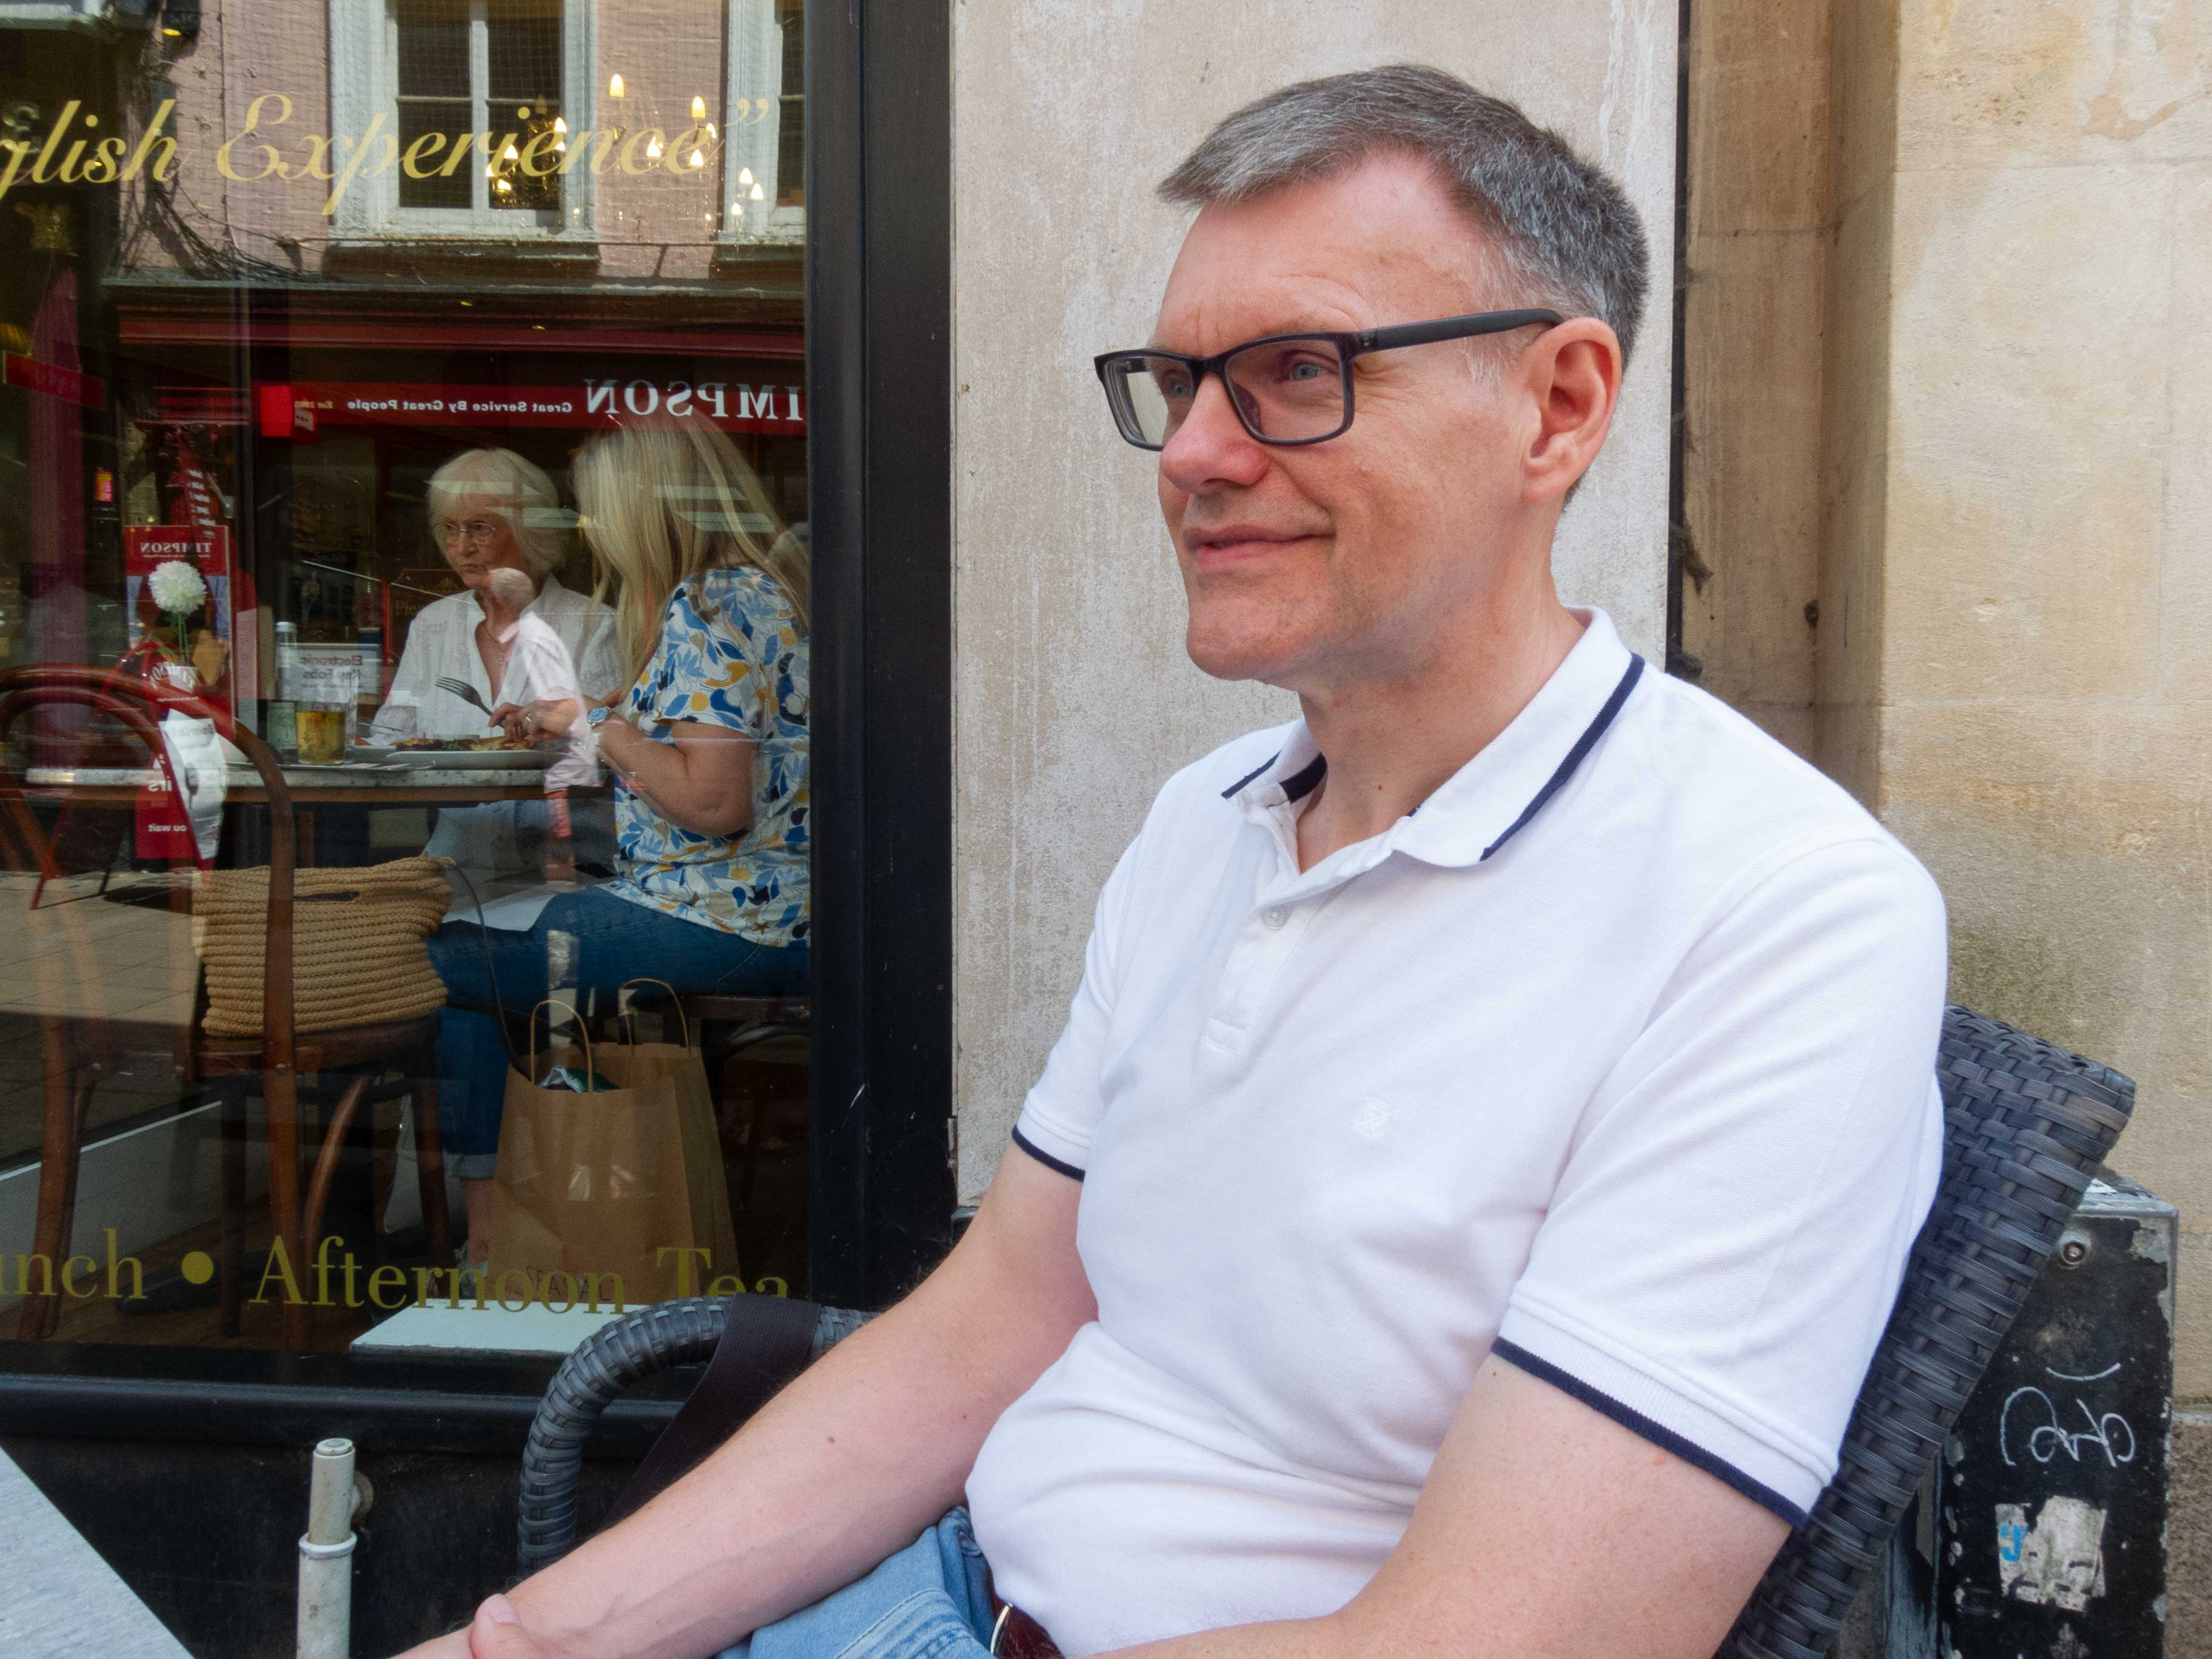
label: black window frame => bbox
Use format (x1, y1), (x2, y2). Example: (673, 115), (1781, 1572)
(0, 0), (954, 1440)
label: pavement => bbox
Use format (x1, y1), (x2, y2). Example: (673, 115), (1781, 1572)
(0, 1443), (192, 1657)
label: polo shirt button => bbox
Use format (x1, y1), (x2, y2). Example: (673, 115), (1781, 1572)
(1261, 907), (1289, 930)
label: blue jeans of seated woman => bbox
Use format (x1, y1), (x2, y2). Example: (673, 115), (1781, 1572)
(427, 886), (809, 1181)
(713, 1507), (995, 1659)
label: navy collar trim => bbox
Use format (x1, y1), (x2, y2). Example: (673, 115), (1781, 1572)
(1478, 655), (1644, 861)
(1219, 750), (1328, 805)
(1279, 752), (1326, 803)
(1221, 755), (1276, 799)
(1220, 652), (1643, 856)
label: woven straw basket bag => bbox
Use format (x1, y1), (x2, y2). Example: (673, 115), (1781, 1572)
(193, 854), (454, 1038)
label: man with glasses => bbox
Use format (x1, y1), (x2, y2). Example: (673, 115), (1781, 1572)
(422, 65), (1945, 1659)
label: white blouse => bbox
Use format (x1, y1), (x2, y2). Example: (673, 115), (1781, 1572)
(372, 572), (624, 741)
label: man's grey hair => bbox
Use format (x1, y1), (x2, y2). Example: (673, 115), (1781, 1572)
(1159, 65), (1649, 370)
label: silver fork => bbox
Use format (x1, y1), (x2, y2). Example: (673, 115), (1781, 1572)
(434, 676), (496, 720)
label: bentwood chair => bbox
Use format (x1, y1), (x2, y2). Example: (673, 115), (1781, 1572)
(0, 666), (453, 1348)
(508, 1007), (2132, 1658)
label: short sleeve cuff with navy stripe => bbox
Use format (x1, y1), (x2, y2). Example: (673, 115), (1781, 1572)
(1493, 1299), (1820, 1526)
(1010, 1107), (1091, 1183)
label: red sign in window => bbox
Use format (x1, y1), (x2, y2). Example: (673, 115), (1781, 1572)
(2, 352), (104, 409)
(257, 378), (806, 438)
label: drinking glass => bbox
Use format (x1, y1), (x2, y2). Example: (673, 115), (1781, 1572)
(296, 656), (360, 765)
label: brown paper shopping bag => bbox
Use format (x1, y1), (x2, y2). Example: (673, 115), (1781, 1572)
(486, 994), (740, 1311)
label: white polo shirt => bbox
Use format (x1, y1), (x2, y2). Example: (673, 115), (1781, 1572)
(964, 609), (1948, 1658)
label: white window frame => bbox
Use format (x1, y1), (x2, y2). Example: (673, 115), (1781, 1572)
(328, 0), (598, 244)
(719, 0), (803, 247)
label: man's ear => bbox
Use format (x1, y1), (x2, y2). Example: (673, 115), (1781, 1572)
(1518, 318), (1622, 504)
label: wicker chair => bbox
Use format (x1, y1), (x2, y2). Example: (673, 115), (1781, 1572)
(0, 666), (453, 1348)
(513, 1007), (2134, 1657)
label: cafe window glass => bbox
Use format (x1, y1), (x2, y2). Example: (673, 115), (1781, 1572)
(0, 0), (817, 1366)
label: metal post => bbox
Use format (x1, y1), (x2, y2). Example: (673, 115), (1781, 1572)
(297, 1437), (358, 1659)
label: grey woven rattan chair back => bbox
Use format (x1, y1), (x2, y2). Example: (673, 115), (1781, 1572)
(1717, 1007), (2133, 1659)
(517, 1299), (868, 1572)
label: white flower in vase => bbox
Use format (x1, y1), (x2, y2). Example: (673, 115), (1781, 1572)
(146, 558), (210, 671)
(147, 559), (208, 617)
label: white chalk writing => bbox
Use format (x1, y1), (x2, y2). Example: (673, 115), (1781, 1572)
(1999, 1365), (2136, 1469)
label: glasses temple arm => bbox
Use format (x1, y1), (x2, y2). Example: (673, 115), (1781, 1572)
(1355, 309), (1565, 354)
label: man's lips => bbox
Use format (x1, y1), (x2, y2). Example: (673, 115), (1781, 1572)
(1184, 526), (1318, 568)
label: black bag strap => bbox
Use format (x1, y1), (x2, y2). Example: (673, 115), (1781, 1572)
(604, 1290), (822, 1529)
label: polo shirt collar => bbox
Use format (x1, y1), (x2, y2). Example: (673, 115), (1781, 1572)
(1220, 729), (1328, 814)
(1221, 608), (1644, 871)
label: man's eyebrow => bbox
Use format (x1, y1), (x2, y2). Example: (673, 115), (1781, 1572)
(1142, 318), (1360, 353)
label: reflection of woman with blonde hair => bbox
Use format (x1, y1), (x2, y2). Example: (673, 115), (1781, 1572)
(426, 416), (809, 1266)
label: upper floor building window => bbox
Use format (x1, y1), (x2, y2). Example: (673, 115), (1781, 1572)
(722, 0), (803, 244)
(329, 0), (599, 241)
(395, 0), (563, 215)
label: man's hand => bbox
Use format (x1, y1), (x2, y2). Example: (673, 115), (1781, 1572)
(389, 1595), (541, 1659)
(469, 1597), (546, 1658)
(400, 1147), (1091, 1659)
(391, 1629), (469, 1658)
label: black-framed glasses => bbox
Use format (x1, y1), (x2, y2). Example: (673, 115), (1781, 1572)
(1094, 307), (1565, 451)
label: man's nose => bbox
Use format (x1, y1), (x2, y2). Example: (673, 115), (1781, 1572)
(1159, 372), (1269, 494)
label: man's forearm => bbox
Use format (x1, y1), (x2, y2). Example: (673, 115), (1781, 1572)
(480, 1199), (1085, 1659)
(1101, 1616), (1351, 1659)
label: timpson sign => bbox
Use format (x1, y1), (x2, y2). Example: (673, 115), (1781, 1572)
(259, 378), (805, 437)
(0, 96), (744, 211)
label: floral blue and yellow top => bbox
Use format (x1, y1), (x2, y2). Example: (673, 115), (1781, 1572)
(594, 564), (808, 946)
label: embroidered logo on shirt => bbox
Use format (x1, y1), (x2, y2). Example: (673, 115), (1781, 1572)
(1351, 1096), (1397, 1141)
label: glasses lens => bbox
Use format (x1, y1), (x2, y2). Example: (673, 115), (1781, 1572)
(1105, 355), (1193, 449)
(1222, 338), (1348, 443)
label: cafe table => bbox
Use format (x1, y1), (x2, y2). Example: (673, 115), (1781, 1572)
(22, 757), (565, 865)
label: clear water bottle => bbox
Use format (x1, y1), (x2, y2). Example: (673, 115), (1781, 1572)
(269, 620), (301, 762)
(356, 623), (383, 699)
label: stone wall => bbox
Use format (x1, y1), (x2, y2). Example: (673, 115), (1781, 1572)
(949, 0), (1679, 1191)
(1687, 0), (2210, 1392)
(1677, 0), (1829, 757)
(1685, 1), (2211, 1647)
(1875, 0), (2211, 1402)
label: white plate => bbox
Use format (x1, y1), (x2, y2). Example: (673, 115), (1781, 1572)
(349, 745), (397, 762)
(398, 748), (549, 769)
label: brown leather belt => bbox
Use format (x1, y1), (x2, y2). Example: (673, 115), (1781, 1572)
(988, 1597), (1063, 1658)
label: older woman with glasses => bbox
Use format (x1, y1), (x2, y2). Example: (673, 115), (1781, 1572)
(377, 447), (622, 746)
(374, 447), (624, 879)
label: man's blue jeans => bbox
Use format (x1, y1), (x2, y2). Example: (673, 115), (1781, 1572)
(428, 886), (809, 1179)
(713, 1508), (996, 1659)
